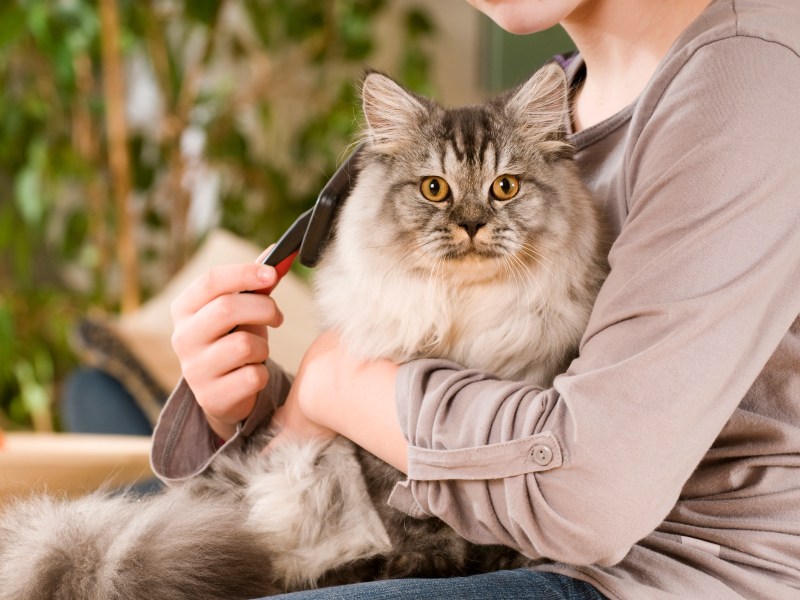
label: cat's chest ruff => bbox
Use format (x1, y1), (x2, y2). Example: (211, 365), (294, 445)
(420, 276), (561, 379)
(346, 264), (565, 380)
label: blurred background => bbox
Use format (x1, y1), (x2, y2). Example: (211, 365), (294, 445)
(0, 0), (574, 433)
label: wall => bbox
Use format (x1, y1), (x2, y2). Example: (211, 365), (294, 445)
(376, 1), (575, 106)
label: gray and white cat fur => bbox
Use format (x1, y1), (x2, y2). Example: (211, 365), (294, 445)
(0, 63), (608, 600)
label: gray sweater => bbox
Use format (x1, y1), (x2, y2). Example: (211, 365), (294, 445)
(152, 0), (800, 597)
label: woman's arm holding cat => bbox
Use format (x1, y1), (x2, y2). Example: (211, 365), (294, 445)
(268, 330), (408, 474)
(384, 39), (800, 565)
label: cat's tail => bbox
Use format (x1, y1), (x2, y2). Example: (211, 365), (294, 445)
(0, 486), (280, 600)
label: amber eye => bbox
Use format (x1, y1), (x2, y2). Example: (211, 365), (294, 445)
(420, 176), (451, 202)
(490, 175), (520, 201)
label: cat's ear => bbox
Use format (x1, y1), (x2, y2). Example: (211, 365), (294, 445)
(361, 71), (430, 152)
(505, 63), (572, 159)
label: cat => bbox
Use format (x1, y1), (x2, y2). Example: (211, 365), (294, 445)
(0, 62), (608, 600)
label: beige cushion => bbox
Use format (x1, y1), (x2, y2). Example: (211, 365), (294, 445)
(0, 433), (153, 503)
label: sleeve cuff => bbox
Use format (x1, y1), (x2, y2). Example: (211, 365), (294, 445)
(406, 432), (562, 481)
(150, 359), (292, 483)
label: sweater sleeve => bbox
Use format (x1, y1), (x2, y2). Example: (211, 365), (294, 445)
(389, 37), (800, 566)
(150, 359), (292, 483)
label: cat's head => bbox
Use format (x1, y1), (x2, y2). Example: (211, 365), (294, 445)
(347, 64), (587, 284)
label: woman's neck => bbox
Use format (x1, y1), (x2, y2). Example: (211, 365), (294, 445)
(564, 0), (711, 131)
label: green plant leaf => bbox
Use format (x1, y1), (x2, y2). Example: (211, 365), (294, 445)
(14, 358), (51, 418)
(185, 0), (222, 25)
(14, 167), (45, 225)
(0, 5), (27, 52)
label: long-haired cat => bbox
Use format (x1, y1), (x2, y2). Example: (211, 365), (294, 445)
(0, 63), (607, 600)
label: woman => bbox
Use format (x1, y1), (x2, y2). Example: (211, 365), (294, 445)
(154, 0), (800, 598)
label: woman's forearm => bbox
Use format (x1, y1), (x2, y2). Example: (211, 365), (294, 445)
(320, 350), (407, 474)
(272, 330), (408, 473)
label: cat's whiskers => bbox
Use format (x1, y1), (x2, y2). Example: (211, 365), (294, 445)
(423, 252), (438, 307)
(514, 245), (559, 283)
(359, 238), (422, 251)
(503, 254), (536, 314)
(361, 226), (449, 253)
(496, 228), (579, 278)
(377, 238), (442, 288)
(520, 239), (584, 269)
(501, 255), (530, 330)
(517, 243), (581, 282)
(508, 251), (551, 334)
(436, 253), (446, 304)
(421, 255), (445, 351)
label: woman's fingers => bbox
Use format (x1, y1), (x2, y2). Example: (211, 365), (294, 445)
(171, 262), (278, 319)
(172, 291), (283, 353)
(197, 364), (269, 425)
(182, 330), (270, 422)
(182, 330), (270, 384)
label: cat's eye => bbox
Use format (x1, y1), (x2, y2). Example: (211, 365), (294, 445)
(420, 176), (451, 202)
(490, 175), (520, 201)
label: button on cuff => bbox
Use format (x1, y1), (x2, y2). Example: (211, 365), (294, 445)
(406, 432), (562, 481)
(530, 444), (553, 466)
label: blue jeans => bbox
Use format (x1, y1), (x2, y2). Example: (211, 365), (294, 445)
(61, 367), (156, 436)
(263, 570), (606, 600)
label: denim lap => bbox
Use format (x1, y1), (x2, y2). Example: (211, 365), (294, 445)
(261, 569), (606, 600)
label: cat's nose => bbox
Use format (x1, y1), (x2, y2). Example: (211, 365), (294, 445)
(459, 220), (487, 238)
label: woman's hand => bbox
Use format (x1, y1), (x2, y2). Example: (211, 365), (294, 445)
(267, 330), (409, 474)
(170, 255), (284, 441)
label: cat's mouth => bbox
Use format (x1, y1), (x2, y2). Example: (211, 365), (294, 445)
(443, 230), (506, 261)
(441, 242), (506, 262)
(434, 248), (507, 285)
